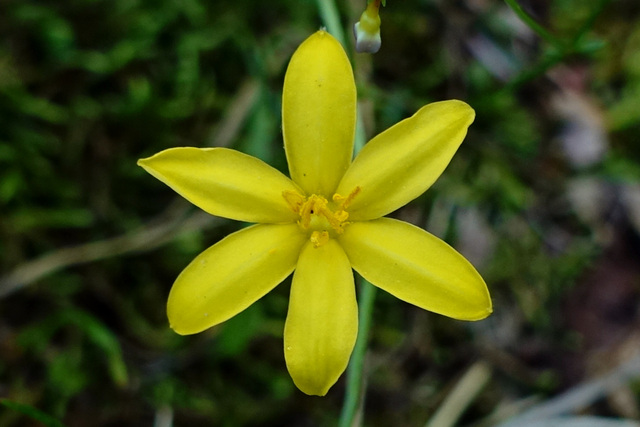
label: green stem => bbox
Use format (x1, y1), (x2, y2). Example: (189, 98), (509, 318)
(316, 0), (347, 47)
(339, 277), (377, 427)
(503, 0), (562, 48)
(339, 62), (372, 427)
(339, 94), (373, 427)
(315, 1), (376, 424)
(501, 48), (564, 93)
(572, 0), (610, 45)
(490, 0), (608, 95)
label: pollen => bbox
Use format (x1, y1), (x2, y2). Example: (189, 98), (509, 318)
(333, 186), (360, 210)
(310, 231), (330, 248)
(282, 187), (361, 247)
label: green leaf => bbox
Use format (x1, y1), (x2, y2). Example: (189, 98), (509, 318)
(18, 309), (129, 388)
(0, 399), (67, 427)
(61, 310), (129, 387)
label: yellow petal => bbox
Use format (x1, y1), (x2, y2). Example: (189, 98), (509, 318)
(284, 239), (357, 396)
(167, 223), (306, 335)
(339, 218), (491, 320)
(336, 100), (475, 221)
(138, 147), (302, 223)
(282, 30), (357, 196)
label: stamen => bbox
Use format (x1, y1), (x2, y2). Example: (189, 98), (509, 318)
(310, 231), (329, 248)
(315, 200), (346, 232)
(282, 188), (361, 247)
(333, 186), (361, 210)
(283, 190), (305, 214)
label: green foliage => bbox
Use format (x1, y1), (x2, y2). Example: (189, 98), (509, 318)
(0, 399), (67, 427)
(19, 308), (128, 388)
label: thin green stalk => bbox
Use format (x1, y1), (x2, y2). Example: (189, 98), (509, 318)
(316, 0), (347, 47)
(338, 56), (372, 427)
(315, 1), (376, 424)
(503, 0), (562, 48)
(500, 48), (564, 93)
(491, 0), (608, 96)
(572, 0), (610, 45)
(339, 277), (377, 427)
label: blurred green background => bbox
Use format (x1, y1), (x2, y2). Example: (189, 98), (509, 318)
(1, 0), (640, 425)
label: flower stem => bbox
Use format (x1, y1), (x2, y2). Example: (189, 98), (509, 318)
(339, 277), (377, 427)
(338, 46), (373, 427)
(315, 1), (376, 424)
(339, 105), (374, 425)
(316, 0), (347, 48)
(503, 0), (561, 48)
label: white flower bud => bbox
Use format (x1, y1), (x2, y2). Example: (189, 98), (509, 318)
(353, 1), (381, 53)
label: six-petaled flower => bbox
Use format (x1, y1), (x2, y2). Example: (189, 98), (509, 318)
(138, 30), (492, 396)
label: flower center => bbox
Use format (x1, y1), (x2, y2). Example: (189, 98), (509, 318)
(283, 187), (360, 247)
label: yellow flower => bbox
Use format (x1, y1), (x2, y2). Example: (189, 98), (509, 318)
(138, 31), (491, 396)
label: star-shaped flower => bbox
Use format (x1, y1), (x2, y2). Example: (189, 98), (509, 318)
(138, 30), (491, 396)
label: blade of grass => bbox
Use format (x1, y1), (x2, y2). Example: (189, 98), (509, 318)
(503, 0), (562, 48)
(0, 399), (67, 427)
(426, 361), (493, 427)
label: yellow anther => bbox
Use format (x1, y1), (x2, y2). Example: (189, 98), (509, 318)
(334, 210), (349, 223)
(283, 188), (361, 245)
(283, 190), (306, 214)
(299, 195), (324, 228)
(332, 186), (361, 210)
(310, 231), (330, 248)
